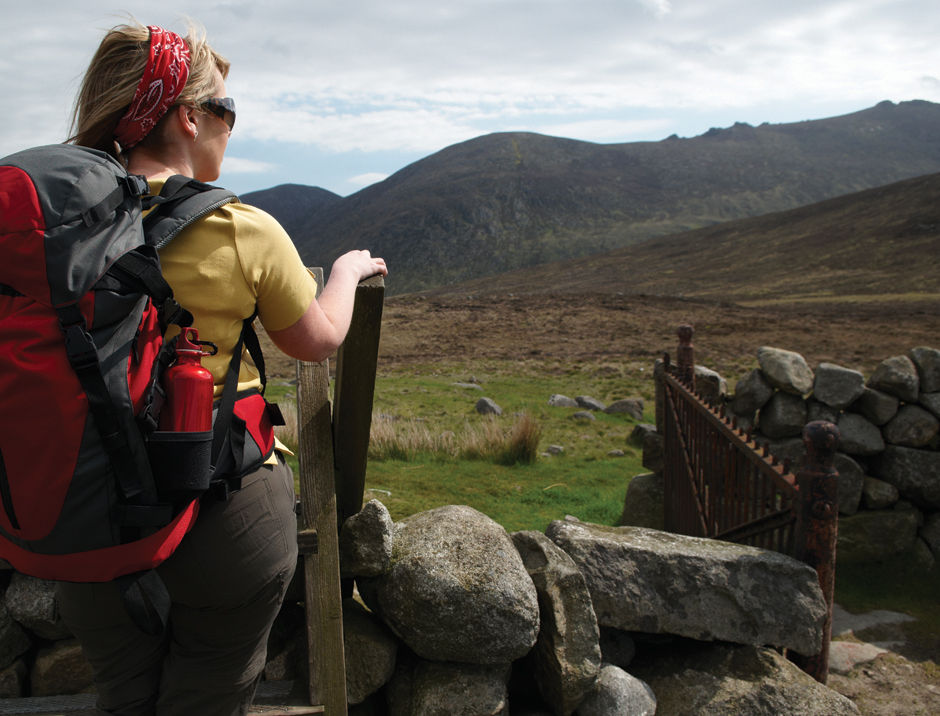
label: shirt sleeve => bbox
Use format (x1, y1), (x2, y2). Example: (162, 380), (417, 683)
(227, 202), (319, 332)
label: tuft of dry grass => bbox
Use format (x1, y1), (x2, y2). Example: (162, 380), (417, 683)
(368, 413), (541, 465)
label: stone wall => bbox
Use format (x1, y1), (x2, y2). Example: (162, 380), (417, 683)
(0, 501), (861, 715)
(630, 345), (940, 570)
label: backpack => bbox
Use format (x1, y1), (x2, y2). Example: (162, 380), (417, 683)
(0, 144), (280, 627)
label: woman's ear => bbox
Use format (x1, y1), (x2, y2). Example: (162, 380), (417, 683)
(173, 104), (199, 142)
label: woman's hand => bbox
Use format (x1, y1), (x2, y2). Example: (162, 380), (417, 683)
(266, 250), (387, 362)
(332, 250), (388, 282)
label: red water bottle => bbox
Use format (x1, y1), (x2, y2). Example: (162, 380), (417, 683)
(159, 328), (214, 431)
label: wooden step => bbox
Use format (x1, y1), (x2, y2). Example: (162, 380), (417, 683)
(0, 681), (324, 715)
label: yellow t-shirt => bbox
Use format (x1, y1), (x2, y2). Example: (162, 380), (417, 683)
(149, 179), (318, 396)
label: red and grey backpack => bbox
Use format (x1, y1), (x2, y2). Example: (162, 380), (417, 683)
(0, 144), (281, 630)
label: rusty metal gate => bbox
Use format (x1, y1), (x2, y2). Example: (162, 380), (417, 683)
(658, 325), (840, 683)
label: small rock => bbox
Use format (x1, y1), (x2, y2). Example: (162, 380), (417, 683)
(546, 445), (565, 455)
(837, 413), (885, 456)
(827, 640), (888, 675)
(577, 663), (656, 716)
(607, 449), (625, 457)
(852, 387), (899, 426)
(731, 368), (774, 415)
(814, 362), (866, 410)
(868, 355), (920, 402)
(604, 399), (644, 420)
(909, 346), (940, 393)
(548, 394), (579, 408)
(571, 411), (596, 421)
(757, 346), (815, 395)
(576, 396), (606, 411)
(476, 397), (502, 416)
(862, 476), (900, 510)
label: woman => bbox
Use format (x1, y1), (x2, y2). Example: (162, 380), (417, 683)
(57, 21), (387, 715)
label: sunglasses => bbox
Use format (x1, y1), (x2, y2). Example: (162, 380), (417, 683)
(200, 97), (236, 132)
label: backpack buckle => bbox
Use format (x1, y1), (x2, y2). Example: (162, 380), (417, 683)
(125, 173), (150, 198)
(57, 308), (99, 371)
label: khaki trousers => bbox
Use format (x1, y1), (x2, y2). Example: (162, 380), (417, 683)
(56, 458), (298, 716)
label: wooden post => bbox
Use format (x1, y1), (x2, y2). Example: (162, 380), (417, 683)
(295, 268), (346, 714)
(791, 420), (840, 684)
(332, 275), (385, 526)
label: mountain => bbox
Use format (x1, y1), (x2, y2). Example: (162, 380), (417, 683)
(430, 169), (940, 307)
(240, 100), (940, 295)
(239, 183), (341, 241)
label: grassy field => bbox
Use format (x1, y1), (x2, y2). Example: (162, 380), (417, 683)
(268, 359), (650, 532)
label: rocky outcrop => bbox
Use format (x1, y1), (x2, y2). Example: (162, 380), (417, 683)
(358, 505), (539, 665)
(545, 521), (826, 656)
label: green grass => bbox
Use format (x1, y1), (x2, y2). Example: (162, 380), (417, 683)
(268, 360), (649, 532)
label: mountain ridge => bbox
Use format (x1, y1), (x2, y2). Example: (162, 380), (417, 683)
(241, 99), (940, 295)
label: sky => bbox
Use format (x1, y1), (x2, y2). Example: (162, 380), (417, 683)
(3, 1), (939, 197)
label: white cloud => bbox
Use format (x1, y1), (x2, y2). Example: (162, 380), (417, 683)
(220, 156), (277, 174)
(347, 172), (389, 189)
(3, 0), (940, 192)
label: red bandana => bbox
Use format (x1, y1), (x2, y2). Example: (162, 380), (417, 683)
(114, 26), (191, 149)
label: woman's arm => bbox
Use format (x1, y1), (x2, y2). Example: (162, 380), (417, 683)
(266, 250), (387, 363)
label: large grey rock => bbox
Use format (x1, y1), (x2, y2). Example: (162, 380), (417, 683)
(837, 509), (919, 562)
(545, 521), (826, 655)
(618, 473), (664, 530)
(882, 404), (940, 447)
(387, 655), (509, 716)
(361, 505), (538, 664)
(576, 663), (656, 716)
(0, 601), (31, 671)
(814, 362), (866, 410)
(757, 391), (807, 439)
(757, 346), (814, 395)
(343, 599), (398, 705)
(868, 355), (920, 402)
(853, 387), (900, 426)
(731, 368), (774, 416)
(4, 573), (71, 640)
(629, 641), (860, 716)
(576, 396), (606, 412)
(340, 499), (394, 578)
(476, 397), (503, 416)
(512, 531), (601, 716)
(910, 346), (940, 393)
(920, 392), (940, 419)
(30, 639), (94, 697)
(862, 476), (900, 510)
(837, 413), (885, 456)
(873, 445), (940, 509)
(604, 398), (644, 420)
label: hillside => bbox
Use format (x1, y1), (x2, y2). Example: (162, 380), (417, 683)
(240, 183), (341, 241)
(241, 100), (940, 295)
(426, 170), (940, 307)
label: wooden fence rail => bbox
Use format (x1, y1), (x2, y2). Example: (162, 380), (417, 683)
(658, 325), (839, 683)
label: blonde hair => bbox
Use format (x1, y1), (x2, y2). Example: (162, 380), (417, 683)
(68, 20), (229, 160)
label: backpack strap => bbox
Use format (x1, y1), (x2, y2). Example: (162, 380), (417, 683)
(55, 303), (159, 507)
(142, 176), (236, 250)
